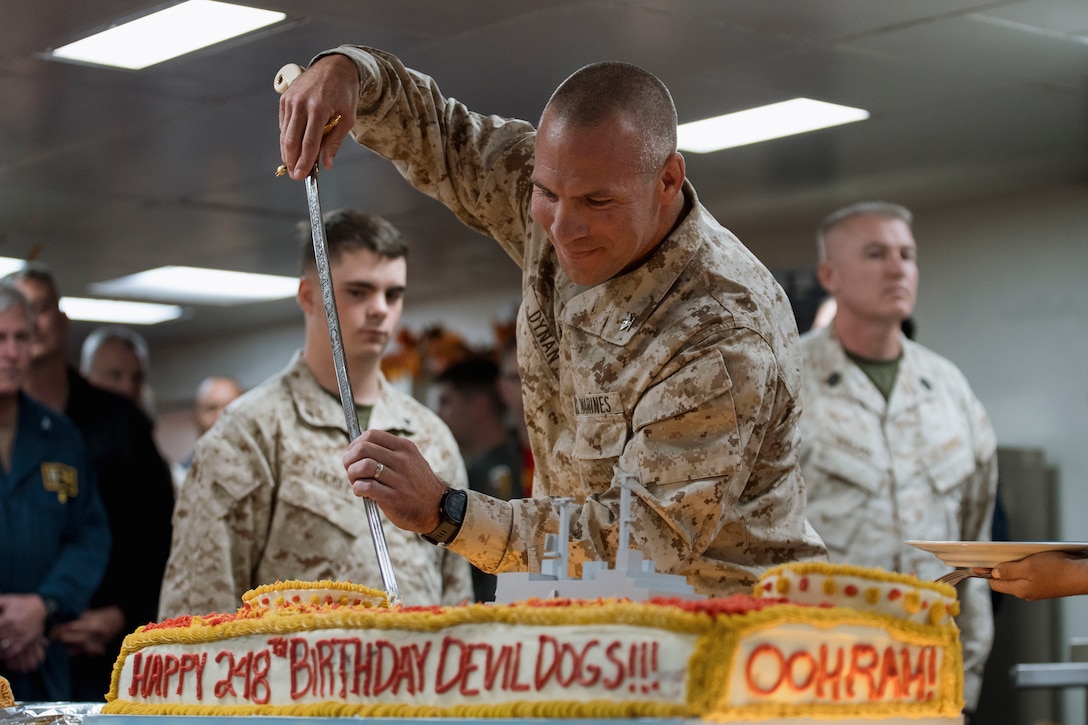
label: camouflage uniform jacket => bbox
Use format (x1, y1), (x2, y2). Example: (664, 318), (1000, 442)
(328, 46), (827, 596)
(158, 352), (472, 618)
(798, 325), (996, 707)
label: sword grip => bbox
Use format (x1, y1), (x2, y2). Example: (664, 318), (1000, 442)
(274, 63), (304, 94)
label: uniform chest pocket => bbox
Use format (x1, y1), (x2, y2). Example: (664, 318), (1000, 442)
(632, 350), (732, 431)
(922, 440), (976, 495)
(572, 413), (628, 460)
(276, 477), (367, 539)
(808, 444), (885, 496)
(805, 444), (886, 553)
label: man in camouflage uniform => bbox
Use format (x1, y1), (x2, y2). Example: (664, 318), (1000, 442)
(159, 209), (472, 617)
(279, 49), (827, 595)
(798, 201), (997, 714)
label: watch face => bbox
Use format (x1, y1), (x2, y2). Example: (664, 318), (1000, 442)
(445, 489), (468, 522)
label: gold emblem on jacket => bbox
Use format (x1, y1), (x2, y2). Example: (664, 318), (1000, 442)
(41, 463), (78, 503)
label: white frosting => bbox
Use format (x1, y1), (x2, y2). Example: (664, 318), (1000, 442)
(727, 624), (945, 707)
(114, 623), (697, 708)
(760, 571), (955, 626)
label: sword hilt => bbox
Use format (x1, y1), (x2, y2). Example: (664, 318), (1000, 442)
(275, 62), (402, 608)
(274, 63), (304, 94)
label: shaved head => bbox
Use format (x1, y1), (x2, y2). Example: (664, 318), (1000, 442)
(543, 61), (677, 174)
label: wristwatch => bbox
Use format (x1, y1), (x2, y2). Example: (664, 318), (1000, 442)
(421, 488), (468, 546)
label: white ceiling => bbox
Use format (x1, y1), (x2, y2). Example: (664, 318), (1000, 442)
(3, 0), (1086, 345)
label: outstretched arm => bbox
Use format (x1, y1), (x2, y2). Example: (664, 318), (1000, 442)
(980, 551), (1088, 600)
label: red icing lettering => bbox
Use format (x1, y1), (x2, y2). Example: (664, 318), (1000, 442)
(508, 640), (531, 692)
(847, 644), (878, 698)
(745, 641), (939, 704)
(289, 638), (312, 699)
(459, 643), (488, 696)
(371, 640), (400, 696)
(213, 651), (236, 698)
(410, 641), (431, 693)
(876, 646), (901, 699)
(353, 641), (374, 696)
(250, 650), (271, 704)
(146, 652), (164, 698)
(435, 637), (463, 695)
(602, 641), (625, 690)
(313, 641), (336, 698)
(746, 644), (785, 695)
(192, 653), (207, 700)
(127, 652), (146, 697)
(786, 650), (816, 692)
(484, 643), (511, 691)
(816, 643), (845, 701)
(162, 655), (180, 697)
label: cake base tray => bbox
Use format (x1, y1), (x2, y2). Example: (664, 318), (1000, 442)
(85, 716), (963, 724)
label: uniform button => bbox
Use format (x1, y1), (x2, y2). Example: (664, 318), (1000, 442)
(827, 373), (841, 386)
(920, 377), (932, 390)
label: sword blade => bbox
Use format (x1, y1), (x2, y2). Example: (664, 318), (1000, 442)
(304, 167), (401, 607)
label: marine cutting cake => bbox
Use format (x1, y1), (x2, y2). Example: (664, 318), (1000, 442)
(103, 563), (965, 722)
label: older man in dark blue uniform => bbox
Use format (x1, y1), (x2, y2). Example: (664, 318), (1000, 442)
(0, 282), (110, 702)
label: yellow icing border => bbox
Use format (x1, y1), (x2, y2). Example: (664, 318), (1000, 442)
(241, 579), (388, 608)
(105, 592), (963, 721)
(760, 561), (957, 600)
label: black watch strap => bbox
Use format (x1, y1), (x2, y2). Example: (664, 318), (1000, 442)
(422, 488), (467, 546)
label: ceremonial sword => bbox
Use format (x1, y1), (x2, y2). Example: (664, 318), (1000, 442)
(275, 63), (401, 607)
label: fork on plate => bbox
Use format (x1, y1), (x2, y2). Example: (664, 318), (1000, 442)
(934, 568), (992, 586)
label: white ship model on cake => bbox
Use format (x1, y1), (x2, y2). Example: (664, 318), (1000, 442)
(493, 470), (705, 603)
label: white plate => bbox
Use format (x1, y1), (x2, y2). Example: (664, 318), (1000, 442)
(906, 540), (1088, 569)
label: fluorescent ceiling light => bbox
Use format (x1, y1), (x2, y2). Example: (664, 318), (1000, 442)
(677, 98), (869, 153)
(60, 297), (183, 325)
(0, 257), (26, 277)
(89, 266), (298, 305)
(50, 0), (286, 70)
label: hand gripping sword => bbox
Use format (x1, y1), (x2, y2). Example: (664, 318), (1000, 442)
(275, 63), (401, 607)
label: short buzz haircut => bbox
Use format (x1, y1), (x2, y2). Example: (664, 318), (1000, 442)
(0, 281), (32, 322)
(2, 260), (61, 302)
(80, 325), (150, 376)
(816, 201), (913, 262)
(543, 61), (677, 174)
(299, 208), (408, 276)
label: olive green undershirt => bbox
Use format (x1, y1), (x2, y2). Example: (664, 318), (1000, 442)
(845, 350), (901, 401)
(322, 387), (372, 431)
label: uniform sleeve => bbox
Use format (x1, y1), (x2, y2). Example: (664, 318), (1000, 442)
(320, 45), (536, 262)
(427, 421), (475, 606)
(157, 416), (271, 619)
(37, 443), (111, 619)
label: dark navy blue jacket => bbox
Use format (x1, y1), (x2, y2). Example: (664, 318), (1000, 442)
(0, 392), (110, 701)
